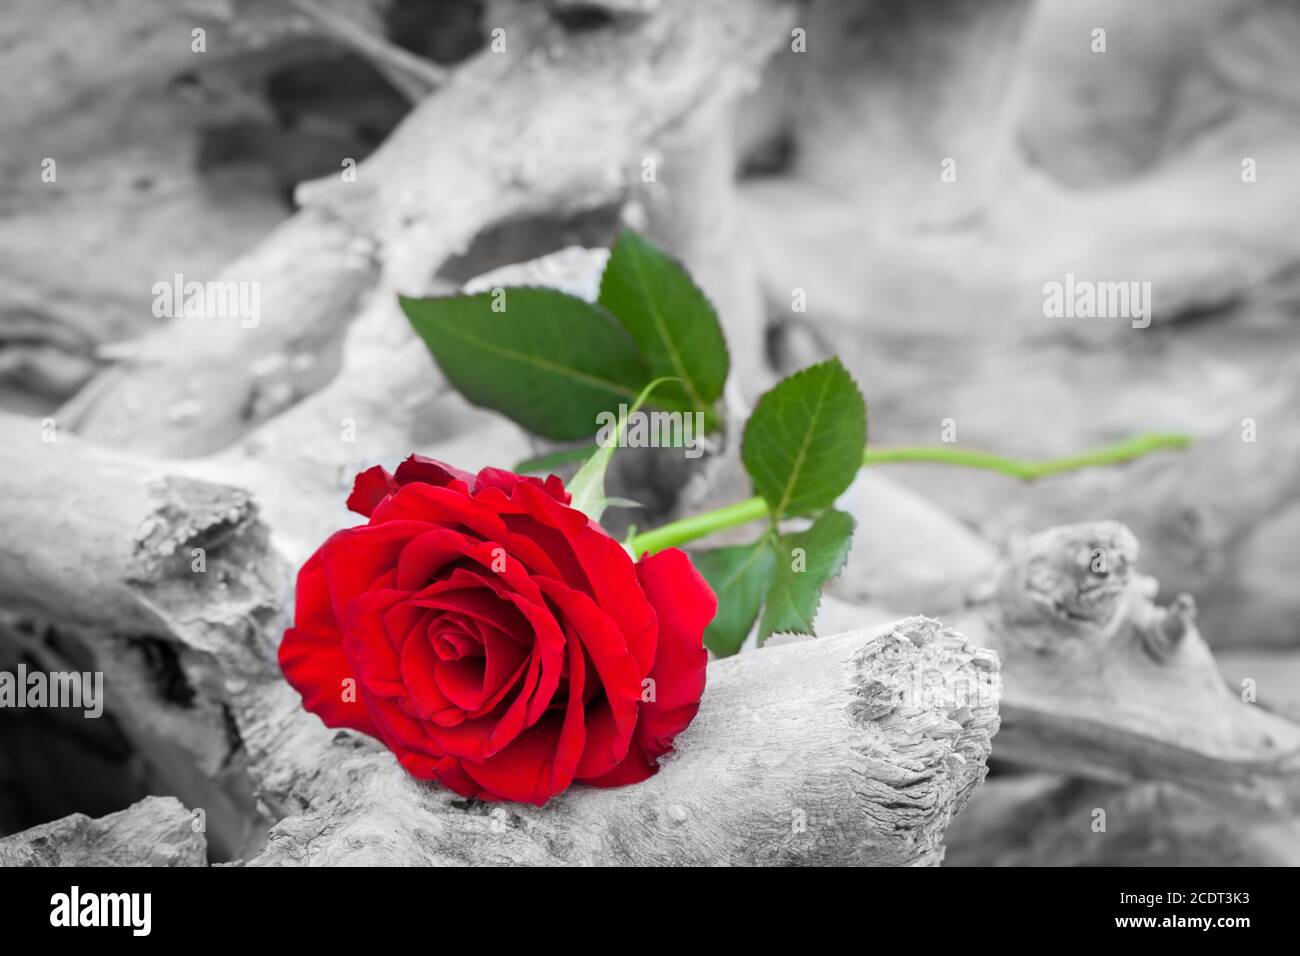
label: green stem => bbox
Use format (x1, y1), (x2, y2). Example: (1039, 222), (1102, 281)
(860, 432), (1190, 480)
(627, 432), (1190, 556)
(627, 496), (770, 557)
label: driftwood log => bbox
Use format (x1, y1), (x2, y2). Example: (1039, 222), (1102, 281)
(742, 508), (1300, 827)
(248, 618), (998, 866)
(2, 232), (1289, 860)
(0, 796), (206, 868)
(5, 0), (1295, 869)
(951, 521), (1300, 817)
(0, 408), (1001, 862)
(58, 0), (791, 458)
(1, 0), (416, 410)
(944, 775), (1300, 868)
(0, 362), (1000, 865)
(0, 237), (1002, 862)
(741, 0), (1300, 653)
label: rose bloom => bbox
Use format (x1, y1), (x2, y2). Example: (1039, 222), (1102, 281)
(279, 456), (715, 805)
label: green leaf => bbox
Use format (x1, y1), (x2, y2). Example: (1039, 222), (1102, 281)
(514, 445), (597, 474)
(741, 358), (867, 519)
(759, 509), (855, 641)
(598, 231), (729, 418)
(399, 288), (651, 441)
(691, 539), (778, 657)
(566, 377), (677, 522)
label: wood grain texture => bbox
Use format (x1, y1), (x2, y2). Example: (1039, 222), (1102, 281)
(248, 617), (999, 866)
(60, 0), (793, 457)
(0, 796), (206, 867)
(0, 411), (998, 865)
(953, 520), (1300, 816)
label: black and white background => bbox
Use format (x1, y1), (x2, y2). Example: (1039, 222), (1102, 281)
(0, 0), (1298, 871)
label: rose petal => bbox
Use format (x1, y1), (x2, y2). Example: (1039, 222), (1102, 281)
(428, 619), (482, 661)
(473, 626), (530, 712)
(401, 752), (483, 799)
(395, 529), (478, 591)
(473, 466), (571, 505)
(533, 576), (641, 763)
(549, 626), (588, 795)
(340, 588), (409, 701)
(380, 601), (433, 654)
(573, 695), (629, 780)
(511, 483), (658, 675)
(398, 529), (548, 606)
(346, 465), (398, 517)
(372, 483), (562, 579)
(634, 547), (713, 757)
(393, 455), (476, 490)
(410, 567), (567, 736)
(459, 712), (564, 806)
(363, 690), (446, 762)
(408, 579), (531, 642)
(319, 521), (427, 624)
(577, 741), (658, 788)
(581, 549), (713, 790)
(278, 550), (378, 736)
(420, 595), (562, 760)
(397, 624), (465, 725)
(434, 655), (488, 710)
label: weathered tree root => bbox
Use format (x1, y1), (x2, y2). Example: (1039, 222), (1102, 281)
(247, 617), (999, 866)
(953, 520), (1300, 817)
(0, 412), (998, 864)
(61, 0), (794, 458)
(945, 775), (1300, 867)
(0, 796), (205, 867)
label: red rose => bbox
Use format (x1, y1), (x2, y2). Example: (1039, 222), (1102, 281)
(278, 456), (715, 805)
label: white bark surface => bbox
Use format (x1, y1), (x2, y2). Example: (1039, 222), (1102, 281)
(0, 410), (999, 865)
(945, 776), (1300, 867)
(0, 796), (205, 867)
(59, 0), (793, 458)
(952, 521), (1300, 816)
(250, 618), (999, 866)
(5, 0), (1294, 868)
